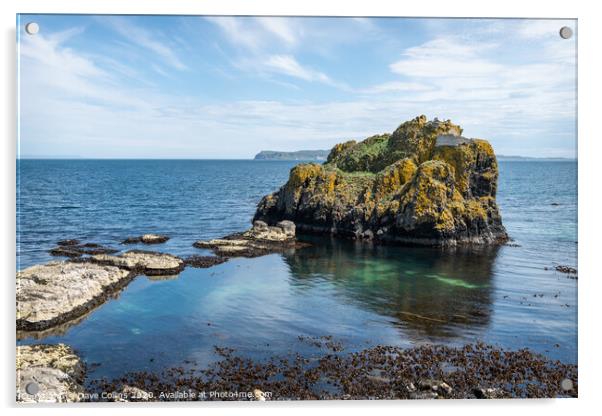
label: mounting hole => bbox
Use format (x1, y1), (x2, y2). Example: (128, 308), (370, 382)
(25, 22), (39, 35)
(560, 378), (573, 391)
(25, 382), (39, 395)
(559, 26), (573, 39)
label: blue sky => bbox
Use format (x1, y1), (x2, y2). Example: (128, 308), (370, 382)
(17, 15), (577, 158)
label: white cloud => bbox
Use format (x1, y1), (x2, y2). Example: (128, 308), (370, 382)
(20, 30), (107, 79)
(254, 17), (299, 46)
(359, 81), (434, 94)
(379, 35), (574, 119)
(151, 64), (170, 78)
(103, 17), (188, 70)
(204, 16), (263, 50)
(205, 16), (303, 51)
(264, 55), (329, 83)
(205, 16), (369, 91)
(19, 33), (149, 110)
(390, 38), (501, 78)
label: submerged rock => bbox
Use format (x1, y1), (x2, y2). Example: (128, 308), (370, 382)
(254, 115), (508, 246)
(56, 239), (81, 246)
(184, 255), (229, 268)
(193, 220), (307, 258)
(122, 234), (170, 245)
(17, 261), (134, 331)
(555, 265), (577, 275)
(49, 241), (118, 258)
(16, 344), (84, 403)
(88, 250), (185, 275)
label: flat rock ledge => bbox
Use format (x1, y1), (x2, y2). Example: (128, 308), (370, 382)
(122, 234), (170, 245)
(17, 251), (185, 332)
(193, 220), (308, 258)
(17, 261), (135, 331)
(85, 250), (185, 276)
(17, 344), (85, 403)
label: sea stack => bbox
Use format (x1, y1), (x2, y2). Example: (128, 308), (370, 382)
(254, 115), (508, 246)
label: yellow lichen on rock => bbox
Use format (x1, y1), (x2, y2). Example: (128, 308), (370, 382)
(473, 139), (495, 158)
(396, 160), (457, 232)
(287, 163), (324, 189)
(388, 116), (464, 165)
(373, 158), (417, 198)
(464, 199), (488, 223)
(326, 140), (358, 163)
(432, 144), (474, 196)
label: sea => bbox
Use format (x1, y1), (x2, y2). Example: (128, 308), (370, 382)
(16, 159), (578, 380)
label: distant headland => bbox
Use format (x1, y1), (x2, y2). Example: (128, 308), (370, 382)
(495, 155), (575, 162)
(253, 150), (574, 162)
(253, 150), (330, 161)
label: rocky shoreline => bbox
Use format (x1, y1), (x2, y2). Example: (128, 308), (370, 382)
(17, 222), (304, 334)
(16, 250), (192, 332)
(17, 342), (575, 402)
(16, 225), (309, 402)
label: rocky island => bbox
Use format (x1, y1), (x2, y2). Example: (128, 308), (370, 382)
(254, 115), (508, 246)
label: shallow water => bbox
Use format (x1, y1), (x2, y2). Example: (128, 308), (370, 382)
(16, 160), (578, 379)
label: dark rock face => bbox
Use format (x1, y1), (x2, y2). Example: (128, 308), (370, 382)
(49, 242), (118, 258)
(254, 116), (508, 246)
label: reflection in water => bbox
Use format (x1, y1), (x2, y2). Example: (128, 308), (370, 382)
(284, 236), (500, 339)
(17, 311), (92, 341)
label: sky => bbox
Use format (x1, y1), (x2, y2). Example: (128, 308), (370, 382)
(17, 15), (577, 159)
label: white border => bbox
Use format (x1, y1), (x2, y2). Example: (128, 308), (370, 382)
(2, 1), (601, 415)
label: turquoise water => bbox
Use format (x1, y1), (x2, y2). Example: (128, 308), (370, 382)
(16, 160), (578, 378)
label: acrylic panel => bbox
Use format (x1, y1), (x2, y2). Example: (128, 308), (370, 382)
(16, 15), (577, 402)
